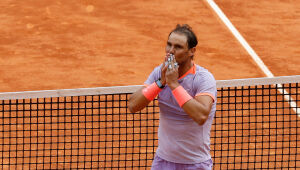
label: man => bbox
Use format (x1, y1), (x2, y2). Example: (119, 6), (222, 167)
(128, 24), (216, 170)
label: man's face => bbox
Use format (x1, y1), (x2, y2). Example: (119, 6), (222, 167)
(165, 32), (192, 65)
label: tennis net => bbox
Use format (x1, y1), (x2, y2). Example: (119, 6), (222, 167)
(0, 75), (299, 169)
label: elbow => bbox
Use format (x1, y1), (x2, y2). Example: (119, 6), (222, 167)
(195, 105), (212, 126)
(128, 95), (139, 113)
(128, 100), (142, 113)
(128, 102), (137, 113)
(195, 117), (207, 126)
(194, 111), (210, 126)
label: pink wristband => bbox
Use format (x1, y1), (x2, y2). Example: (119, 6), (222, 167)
(142, 82), (162, 101)
(172, 86), (193, 107)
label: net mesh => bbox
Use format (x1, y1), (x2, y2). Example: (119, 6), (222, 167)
(0, 76), (299, 169)
(212, 83), (299, 169)
(0, 94), (159, 169)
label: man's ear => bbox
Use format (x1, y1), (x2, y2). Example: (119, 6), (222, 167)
(189, 47), (196, 57)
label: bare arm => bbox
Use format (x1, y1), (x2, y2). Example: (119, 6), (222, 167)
(168, 75), (214, 125)
(181, 95), (213, 125)
(128, 55), (168, 113)
(128, 86), (151, 113)
(166, 56), (214, 125)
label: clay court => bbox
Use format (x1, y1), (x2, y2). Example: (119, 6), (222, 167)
(0, 0), (300, 169)
(1, 0), (299, 92)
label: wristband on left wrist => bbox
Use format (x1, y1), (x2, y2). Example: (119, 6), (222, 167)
(172, 85), (193, 107)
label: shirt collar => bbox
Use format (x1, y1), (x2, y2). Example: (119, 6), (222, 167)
(178, 63), (196, 80)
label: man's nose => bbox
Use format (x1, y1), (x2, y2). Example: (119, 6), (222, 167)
(169, 46), (175, 54)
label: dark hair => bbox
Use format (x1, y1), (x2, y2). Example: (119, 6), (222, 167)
(169, 24), (198, 49)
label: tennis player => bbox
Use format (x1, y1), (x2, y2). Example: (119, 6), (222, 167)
(128, 24), (217, 170)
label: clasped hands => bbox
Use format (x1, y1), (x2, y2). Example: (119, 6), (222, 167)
(160, 53), (180, 90)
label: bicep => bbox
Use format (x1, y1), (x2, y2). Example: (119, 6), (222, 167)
(194, 95), (214, 115)
(181, 94), (214, 125)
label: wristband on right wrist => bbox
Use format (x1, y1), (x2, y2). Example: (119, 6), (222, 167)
(142, 82), (162, 101)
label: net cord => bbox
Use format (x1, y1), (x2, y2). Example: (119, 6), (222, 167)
(0, 75), (299, 100)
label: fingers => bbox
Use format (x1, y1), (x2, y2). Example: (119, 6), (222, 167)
(161, 54), (168, 73)
(164, 53), (169, 67)
(160, 54), (169, 86)
(167, 54), (173, 70)
(162, 63), (168, 73)
(161, 53), (178, 86)
(168, 63), (173, 70)
(166, 54), (178, 71)
(164, 54), (179, 86)
(160, 54), (168, 72)
(174, 61), (178, 69)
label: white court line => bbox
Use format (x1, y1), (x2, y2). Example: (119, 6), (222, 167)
(206, 0), (299, 116)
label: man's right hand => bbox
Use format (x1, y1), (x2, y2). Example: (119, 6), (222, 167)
(160, 53), (170, 86)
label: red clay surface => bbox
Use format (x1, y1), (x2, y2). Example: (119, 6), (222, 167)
(3, 0), (294, 93)
(1, 1), (299, 169)
(215, 0), (300, 77)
